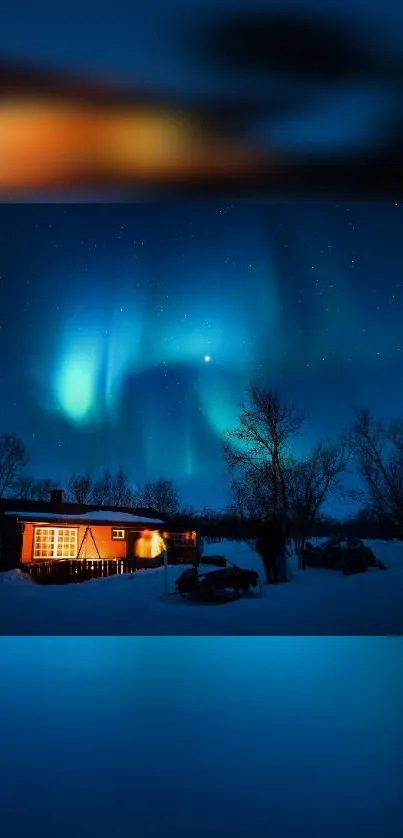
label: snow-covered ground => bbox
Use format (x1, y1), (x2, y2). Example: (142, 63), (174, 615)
(0, 539), (402, 634)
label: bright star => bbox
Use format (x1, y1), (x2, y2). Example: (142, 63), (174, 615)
(204, 355), (212, 363)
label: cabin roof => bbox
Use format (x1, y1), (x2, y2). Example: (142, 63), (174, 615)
(2, 510), (165, 525)
(0, 499), (165, 524)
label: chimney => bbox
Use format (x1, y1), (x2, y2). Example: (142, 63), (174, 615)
(50, 488), (64, 505)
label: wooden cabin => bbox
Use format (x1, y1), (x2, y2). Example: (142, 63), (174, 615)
(0, 490), (197, 583)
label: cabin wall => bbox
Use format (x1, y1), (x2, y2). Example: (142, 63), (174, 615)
(77, 525), (130, 560)
(4, 520), (194, 566)
(0, 518), (23, 571)
(20, 523), (135, 563)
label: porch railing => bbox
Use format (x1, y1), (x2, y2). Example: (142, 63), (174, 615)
(22, 558), (133, 584)
(21, 552), (196, 585)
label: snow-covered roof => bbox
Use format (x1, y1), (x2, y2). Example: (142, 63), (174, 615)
(3, 510), (165, 525)
(76, 511), (165, 524)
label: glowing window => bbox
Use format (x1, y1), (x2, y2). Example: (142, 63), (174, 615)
(33, 527), (77, 560)
(111, 528), (126, 540)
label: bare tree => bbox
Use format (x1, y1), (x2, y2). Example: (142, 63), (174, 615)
(287, 439), (350, 563)
(223, 382), (307, 517)
(111, 467), (136, 507)
(0, 432), (29, 496)
(346, 408), (403, 526)
(66, 467), (135, 506)
(67, 470), (94, 504)
(91, 467), (114, 506)
(89, 467), (136, 507)
(13, 475), (38, 500)
(135, 477), (180, 517)
(200, 504), (220, 520)
(36, 479), (60, 501)
(225, 476), (265, 550)
(179, 503), (197, 517)
(227, 467), (271, 520)
(13, 476), (58, 501)
(223, 383), (350, 560)
(226, 479), (249, 519)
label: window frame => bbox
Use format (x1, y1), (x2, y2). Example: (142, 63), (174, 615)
(33, 526), (78, 560)
(111, 528), (126, 541)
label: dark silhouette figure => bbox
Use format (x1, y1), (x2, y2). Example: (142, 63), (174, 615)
(256, 515), (287, 584)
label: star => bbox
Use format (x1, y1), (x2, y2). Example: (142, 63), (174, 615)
(204, 355), (212, 363)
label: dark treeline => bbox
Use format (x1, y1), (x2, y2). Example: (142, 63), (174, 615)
(165, 510), (402, 543)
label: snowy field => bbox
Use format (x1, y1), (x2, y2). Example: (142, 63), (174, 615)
(0, 539), (402, 634)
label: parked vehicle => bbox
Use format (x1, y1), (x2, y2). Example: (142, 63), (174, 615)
(175, 563), (262, 601)
(302, 537), (386, 574)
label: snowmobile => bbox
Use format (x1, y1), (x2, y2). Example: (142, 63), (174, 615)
(302, 538), (386, 574)
(175, 562), (263, 602)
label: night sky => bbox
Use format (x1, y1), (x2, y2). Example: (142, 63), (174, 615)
(0, 202), (402, 510)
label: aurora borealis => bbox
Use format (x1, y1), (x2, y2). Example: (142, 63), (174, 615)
(0, 202), (402, 509)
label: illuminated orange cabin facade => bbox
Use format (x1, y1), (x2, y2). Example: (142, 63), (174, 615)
(0, 491), (197, 575)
